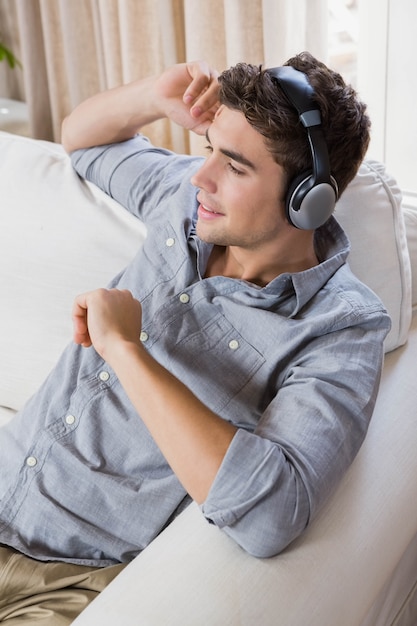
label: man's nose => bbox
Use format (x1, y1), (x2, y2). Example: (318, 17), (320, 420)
(191, 160), (217, 194)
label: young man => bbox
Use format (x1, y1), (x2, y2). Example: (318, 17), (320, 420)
(0, 52), (390, 623)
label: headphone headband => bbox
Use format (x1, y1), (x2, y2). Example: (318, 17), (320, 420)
(266, 66), (338, 229)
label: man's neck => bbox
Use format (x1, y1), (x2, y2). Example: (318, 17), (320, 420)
(205, 240), (319, 288)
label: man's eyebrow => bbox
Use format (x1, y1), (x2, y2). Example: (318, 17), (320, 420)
(205, 128), (257, 171)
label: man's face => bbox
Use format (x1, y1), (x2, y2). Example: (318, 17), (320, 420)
(191, 105), (288, 251)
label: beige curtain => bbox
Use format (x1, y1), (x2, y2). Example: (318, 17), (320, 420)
(0, 0), (327, 150)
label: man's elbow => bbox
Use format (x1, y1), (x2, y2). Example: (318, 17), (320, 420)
(218, 507), (310, 559)
(235, 523), (307, 558)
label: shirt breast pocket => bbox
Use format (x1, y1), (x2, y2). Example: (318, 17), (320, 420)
(166, 313), (266, 415)
(140, 223), (185, 282)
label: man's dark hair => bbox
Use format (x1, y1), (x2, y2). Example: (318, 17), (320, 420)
(218, 51), (371, 197)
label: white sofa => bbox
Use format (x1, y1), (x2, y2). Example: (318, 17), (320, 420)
(0, 130), (416, 626)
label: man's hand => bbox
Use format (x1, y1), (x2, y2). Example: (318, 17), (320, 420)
(72, 288), (142, 363)
(154, 60), (220, 135)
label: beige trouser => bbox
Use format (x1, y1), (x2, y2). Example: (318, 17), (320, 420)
(0, 545), (126, 624)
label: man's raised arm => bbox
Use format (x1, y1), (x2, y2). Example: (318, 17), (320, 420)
(61, 61), (220, 152)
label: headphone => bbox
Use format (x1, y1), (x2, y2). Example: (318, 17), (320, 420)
(266, 66), (338, 230)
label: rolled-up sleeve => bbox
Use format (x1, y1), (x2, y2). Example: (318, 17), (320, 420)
(201, 428), (309, 557)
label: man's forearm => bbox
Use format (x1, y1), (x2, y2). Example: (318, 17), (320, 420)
(61, 75), (161, 152)
(107, 339), (238, 504)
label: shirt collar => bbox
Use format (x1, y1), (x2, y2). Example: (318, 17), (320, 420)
(191, 215), (350, 315)
(262, 216), (350, 314)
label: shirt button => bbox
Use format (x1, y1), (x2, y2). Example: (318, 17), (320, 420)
(228, 339), (240, 350)
(65, 414), (76, 425)
(166, 237), (175, 247)
(26, 456), (37, 467)
(140, 331), (149, 342)
(99, 371), (110, 382)
(179, 293), (190, 304)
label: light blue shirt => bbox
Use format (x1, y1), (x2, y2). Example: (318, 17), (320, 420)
(0, 136), (391, 564)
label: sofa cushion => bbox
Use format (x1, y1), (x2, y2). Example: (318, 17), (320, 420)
(0, 133), (411, 412)
(334, 159), (412, 353)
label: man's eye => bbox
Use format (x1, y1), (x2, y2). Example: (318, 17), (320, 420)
(228, 162), (244, 176)
(205, 145), (213, 154)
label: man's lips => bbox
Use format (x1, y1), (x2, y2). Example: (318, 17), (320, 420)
(197, 198), (224, 220)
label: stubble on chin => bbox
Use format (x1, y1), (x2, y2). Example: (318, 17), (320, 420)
(196, 221), (230, 247)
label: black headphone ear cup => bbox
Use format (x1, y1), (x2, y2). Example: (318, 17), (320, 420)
(286, 171), (311, 214)
(286, 171), (337, 230)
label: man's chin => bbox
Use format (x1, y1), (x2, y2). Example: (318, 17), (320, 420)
(196, 220), (231, 248)
(196, 222), (215, 245)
